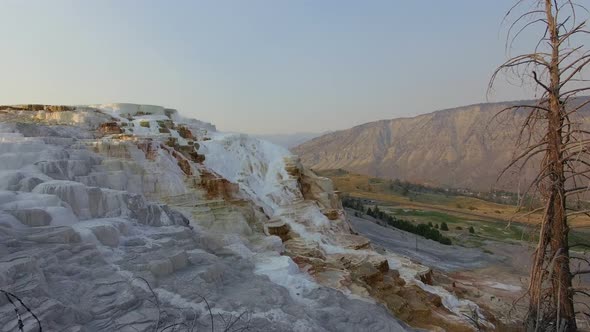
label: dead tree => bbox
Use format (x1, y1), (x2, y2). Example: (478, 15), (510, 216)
(1, 289), (42, 332)
(490, 0), (590, 331)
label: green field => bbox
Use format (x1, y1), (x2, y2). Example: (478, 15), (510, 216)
(372, 204), (590, 250)
(321, 169), (590, 250)
(375, 206), (530, 247)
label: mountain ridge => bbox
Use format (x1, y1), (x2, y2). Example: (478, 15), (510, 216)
(255, 131), (327, 148)
(293, 97), (590, 191)
(301, 98), (541, 145)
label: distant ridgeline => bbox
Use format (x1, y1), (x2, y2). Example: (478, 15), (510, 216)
(343, 196), (452, 245)
(294, 97), (590, 192)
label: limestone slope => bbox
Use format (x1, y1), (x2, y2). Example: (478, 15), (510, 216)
(0, 104), (484, 331)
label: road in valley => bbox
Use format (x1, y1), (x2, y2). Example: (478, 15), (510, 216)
(347, 211), (501, 272)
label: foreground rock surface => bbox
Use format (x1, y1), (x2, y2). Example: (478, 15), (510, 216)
(0, 104), (483, 331)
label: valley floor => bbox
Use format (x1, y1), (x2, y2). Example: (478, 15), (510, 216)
(348, 210), (590, 330)
(348, 212), (499, 272)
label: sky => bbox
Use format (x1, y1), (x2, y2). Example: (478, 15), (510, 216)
(0, 0), (536, 134)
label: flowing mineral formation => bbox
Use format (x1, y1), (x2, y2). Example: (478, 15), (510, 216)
(0, 104), (489, 331)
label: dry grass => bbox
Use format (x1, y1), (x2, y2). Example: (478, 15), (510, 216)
(323, 171), (590, 228)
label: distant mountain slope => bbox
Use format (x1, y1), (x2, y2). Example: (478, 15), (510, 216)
(255, 131), (326, 149)
(293, 98), (590, 191)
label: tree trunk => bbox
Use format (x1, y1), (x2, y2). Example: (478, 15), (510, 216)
(525, 1), (577, 331)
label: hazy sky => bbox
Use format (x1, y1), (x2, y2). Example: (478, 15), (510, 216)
(0, 1), (532, 134)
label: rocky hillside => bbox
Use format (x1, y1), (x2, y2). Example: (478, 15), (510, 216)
(255, 132), (326, 149)
(293, 98), (590, 191)
(0, 104), (490, 331)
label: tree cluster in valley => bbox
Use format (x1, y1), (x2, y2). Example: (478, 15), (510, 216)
(342, 197), (452, 245)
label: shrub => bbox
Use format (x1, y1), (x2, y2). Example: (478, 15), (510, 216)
(440, 222), (449, 231)
(469, 226), (475, 234)
(439, 237), (452, 245)
(139, 121), (150, 128)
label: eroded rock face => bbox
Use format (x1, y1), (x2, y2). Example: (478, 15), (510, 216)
(264, 220), (291, 242)
(200, 170), (240, 200)
(8, 208), (52, 227)
(98, 122), (123, 135)
(0, 104), (75, 112)
(0, 104), (495, 331)
(0, 105), (416, 332)
(200, 136), (495, 330)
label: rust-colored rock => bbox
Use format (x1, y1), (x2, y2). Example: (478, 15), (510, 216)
(177, 125), (194, 139)
(373, 257), (389, 273)
(177, 158), (192, 176)
(298, 167), (341, 210)
(137, 141), (158, 160)
(352, 262), (384, 286)
(165, 137), (178, 147)
(335, 234), (371, 250)
(362, 272), (471, 331)
(200, 171), (239, 199)
(189, 151), (206, 163)
(0, 105), (29, 111)
(284, 164), (301, 177)
(25, 104), (45, 111)
(118, 134), (136, 140)
(98, 122), (123, 135)
(284, 239), (326, 260)
(427, 293), (443, 307)
(157, 119), (175, 129)
(418, 269), (434, 285)
(44, 105), (74, 112)
(0, 104), (74, 112)
(166, 149), (192, 176)
(264, 221), (291, 242)
(292, 255), (327, 274)
(322, 208), (340, 220)
(175, 144), (206, 163)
